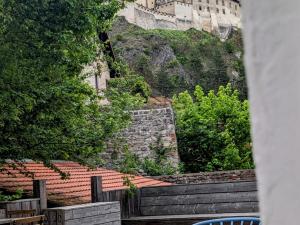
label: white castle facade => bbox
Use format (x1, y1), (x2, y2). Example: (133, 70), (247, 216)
(119, 0), (241, 39)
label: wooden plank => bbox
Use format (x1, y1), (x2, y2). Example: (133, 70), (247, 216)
(91, 176), (103, 203)
(33, 180), (47, 210)
(63, 212), (120, 225)
(140, 202), (259, 216)
(122, 212), (260, 221)
(141, 181), (257, 197)
(6, 210), (36, 217)
(141, 191), (258, 206)
(0, 210), (6, 219)
(11, 215), (45, 224)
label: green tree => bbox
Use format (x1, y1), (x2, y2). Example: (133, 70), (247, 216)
(173, 84), (253, 172)
(0, 0), (141, 176)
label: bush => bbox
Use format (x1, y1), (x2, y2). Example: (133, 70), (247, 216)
(173, 84), (254, 172)
(118, 138), (178, 176)
(0, 189), (23, 202)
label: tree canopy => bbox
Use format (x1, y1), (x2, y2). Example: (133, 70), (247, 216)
(0, 0), (142, 176)
(173, 84), (253, 172)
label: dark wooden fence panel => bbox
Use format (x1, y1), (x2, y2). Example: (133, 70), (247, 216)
(98, 189), (141, 219)
(141, 191), (258, 206)
(139, 181), (259, 217)
(141, 181), (257, 197)
(141, 202), (259, 216)
(0, 198), (41, 218)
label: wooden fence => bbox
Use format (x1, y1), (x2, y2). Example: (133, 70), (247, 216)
(92, 178), (259, 219)
(139, 180), (259, 216)
(0, 198), (41, 218)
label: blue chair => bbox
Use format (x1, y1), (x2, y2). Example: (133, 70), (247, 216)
(193, 217), (261, 225)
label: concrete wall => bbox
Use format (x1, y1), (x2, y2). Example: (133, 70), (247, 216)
(242, 0), (300, 225)
(154, 170), (256, 184)
(103, 107), (179, 168)
(44, 202), (121, 225)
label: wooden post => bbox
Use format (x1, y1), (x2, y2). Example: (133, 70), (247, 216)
(91, 176), (103, 203)
(33, 180), (47, 210)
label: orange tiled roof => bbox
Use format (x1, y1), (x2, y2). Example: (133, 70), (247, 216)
(0, 161), (172, 205)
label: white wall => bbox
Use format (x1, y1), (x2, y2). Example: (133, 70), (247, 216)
(118, 3), (136, 23)
(175, 2), (193, 21)
(242, 1), (300, 224)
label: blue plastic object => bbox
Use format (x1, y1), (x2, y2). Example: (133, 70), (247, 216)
(192, 217), (261, 225)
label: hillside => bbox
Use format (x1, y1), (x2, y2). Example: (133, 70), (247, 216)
(109, 17), (247, 99)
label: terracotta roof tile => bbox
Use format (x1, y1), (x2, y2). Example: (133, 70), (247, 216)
(0, 161), (172, 205)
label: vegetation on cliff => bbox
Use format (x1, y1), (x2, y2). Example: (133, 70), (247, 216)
(110, 17), (247, 99)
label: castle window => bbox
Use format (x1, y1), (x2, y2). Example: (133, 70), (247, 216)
(222, 0), (225, 6)
(235, 5), (238, 10)
(216, 8), (219, 13)
(207, 0), (209, 4)
(229, 2), (232, 7)
(199, 6), (202, 10)
(222, 9), (226, 14)
(207, 6), (210, 12)
(216, 0), (219, 5)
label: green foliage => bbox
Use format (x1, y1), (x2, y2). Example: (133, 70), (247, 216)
(0, 189), (23, 202)
(122, 175), (137, 197)
(119, 140), (178, 176)
(173, 84), (253, 172)
(119, 149), (141, 175)
(141, 158), (177, 176)
(108, 61), (152, 102)
(0, 0), (140, 175)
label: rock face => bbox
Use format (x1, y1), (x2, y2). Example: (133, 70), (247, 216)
(109, 17), (247, 99)
(102, 106), (179, 168)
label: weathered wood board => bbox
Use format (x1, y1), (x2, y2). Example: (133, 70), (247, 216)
(139, 181), (259, 216)
(0, 210), (5, 219)
(44, 202), (121, 225)
(0, 198), (40, 218)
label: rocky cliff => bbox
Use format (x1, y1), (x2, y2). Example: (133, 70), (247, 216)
(109, 17), (247, 98)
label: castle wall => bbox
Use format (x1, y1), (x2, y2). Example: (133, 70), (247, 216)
(119, 0), (241, 37)
(136, 0), (156, 8)
(156, 2), (175, 14)
(134, 5), (177, 30)
(174, 1), (193, 21)
(118, 3), (136, 23)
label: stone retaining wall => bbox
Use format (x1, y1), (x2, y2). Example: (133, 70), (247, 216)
(103, 106), (179, 168)
(154, 170), (256, 184)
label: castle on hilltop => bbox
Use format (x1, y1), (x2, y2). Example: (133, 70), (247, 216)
(119, 0), (241, 39)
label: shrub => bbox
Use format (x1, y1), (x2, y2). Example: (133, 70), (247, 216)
(173, 84), (254, 172)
